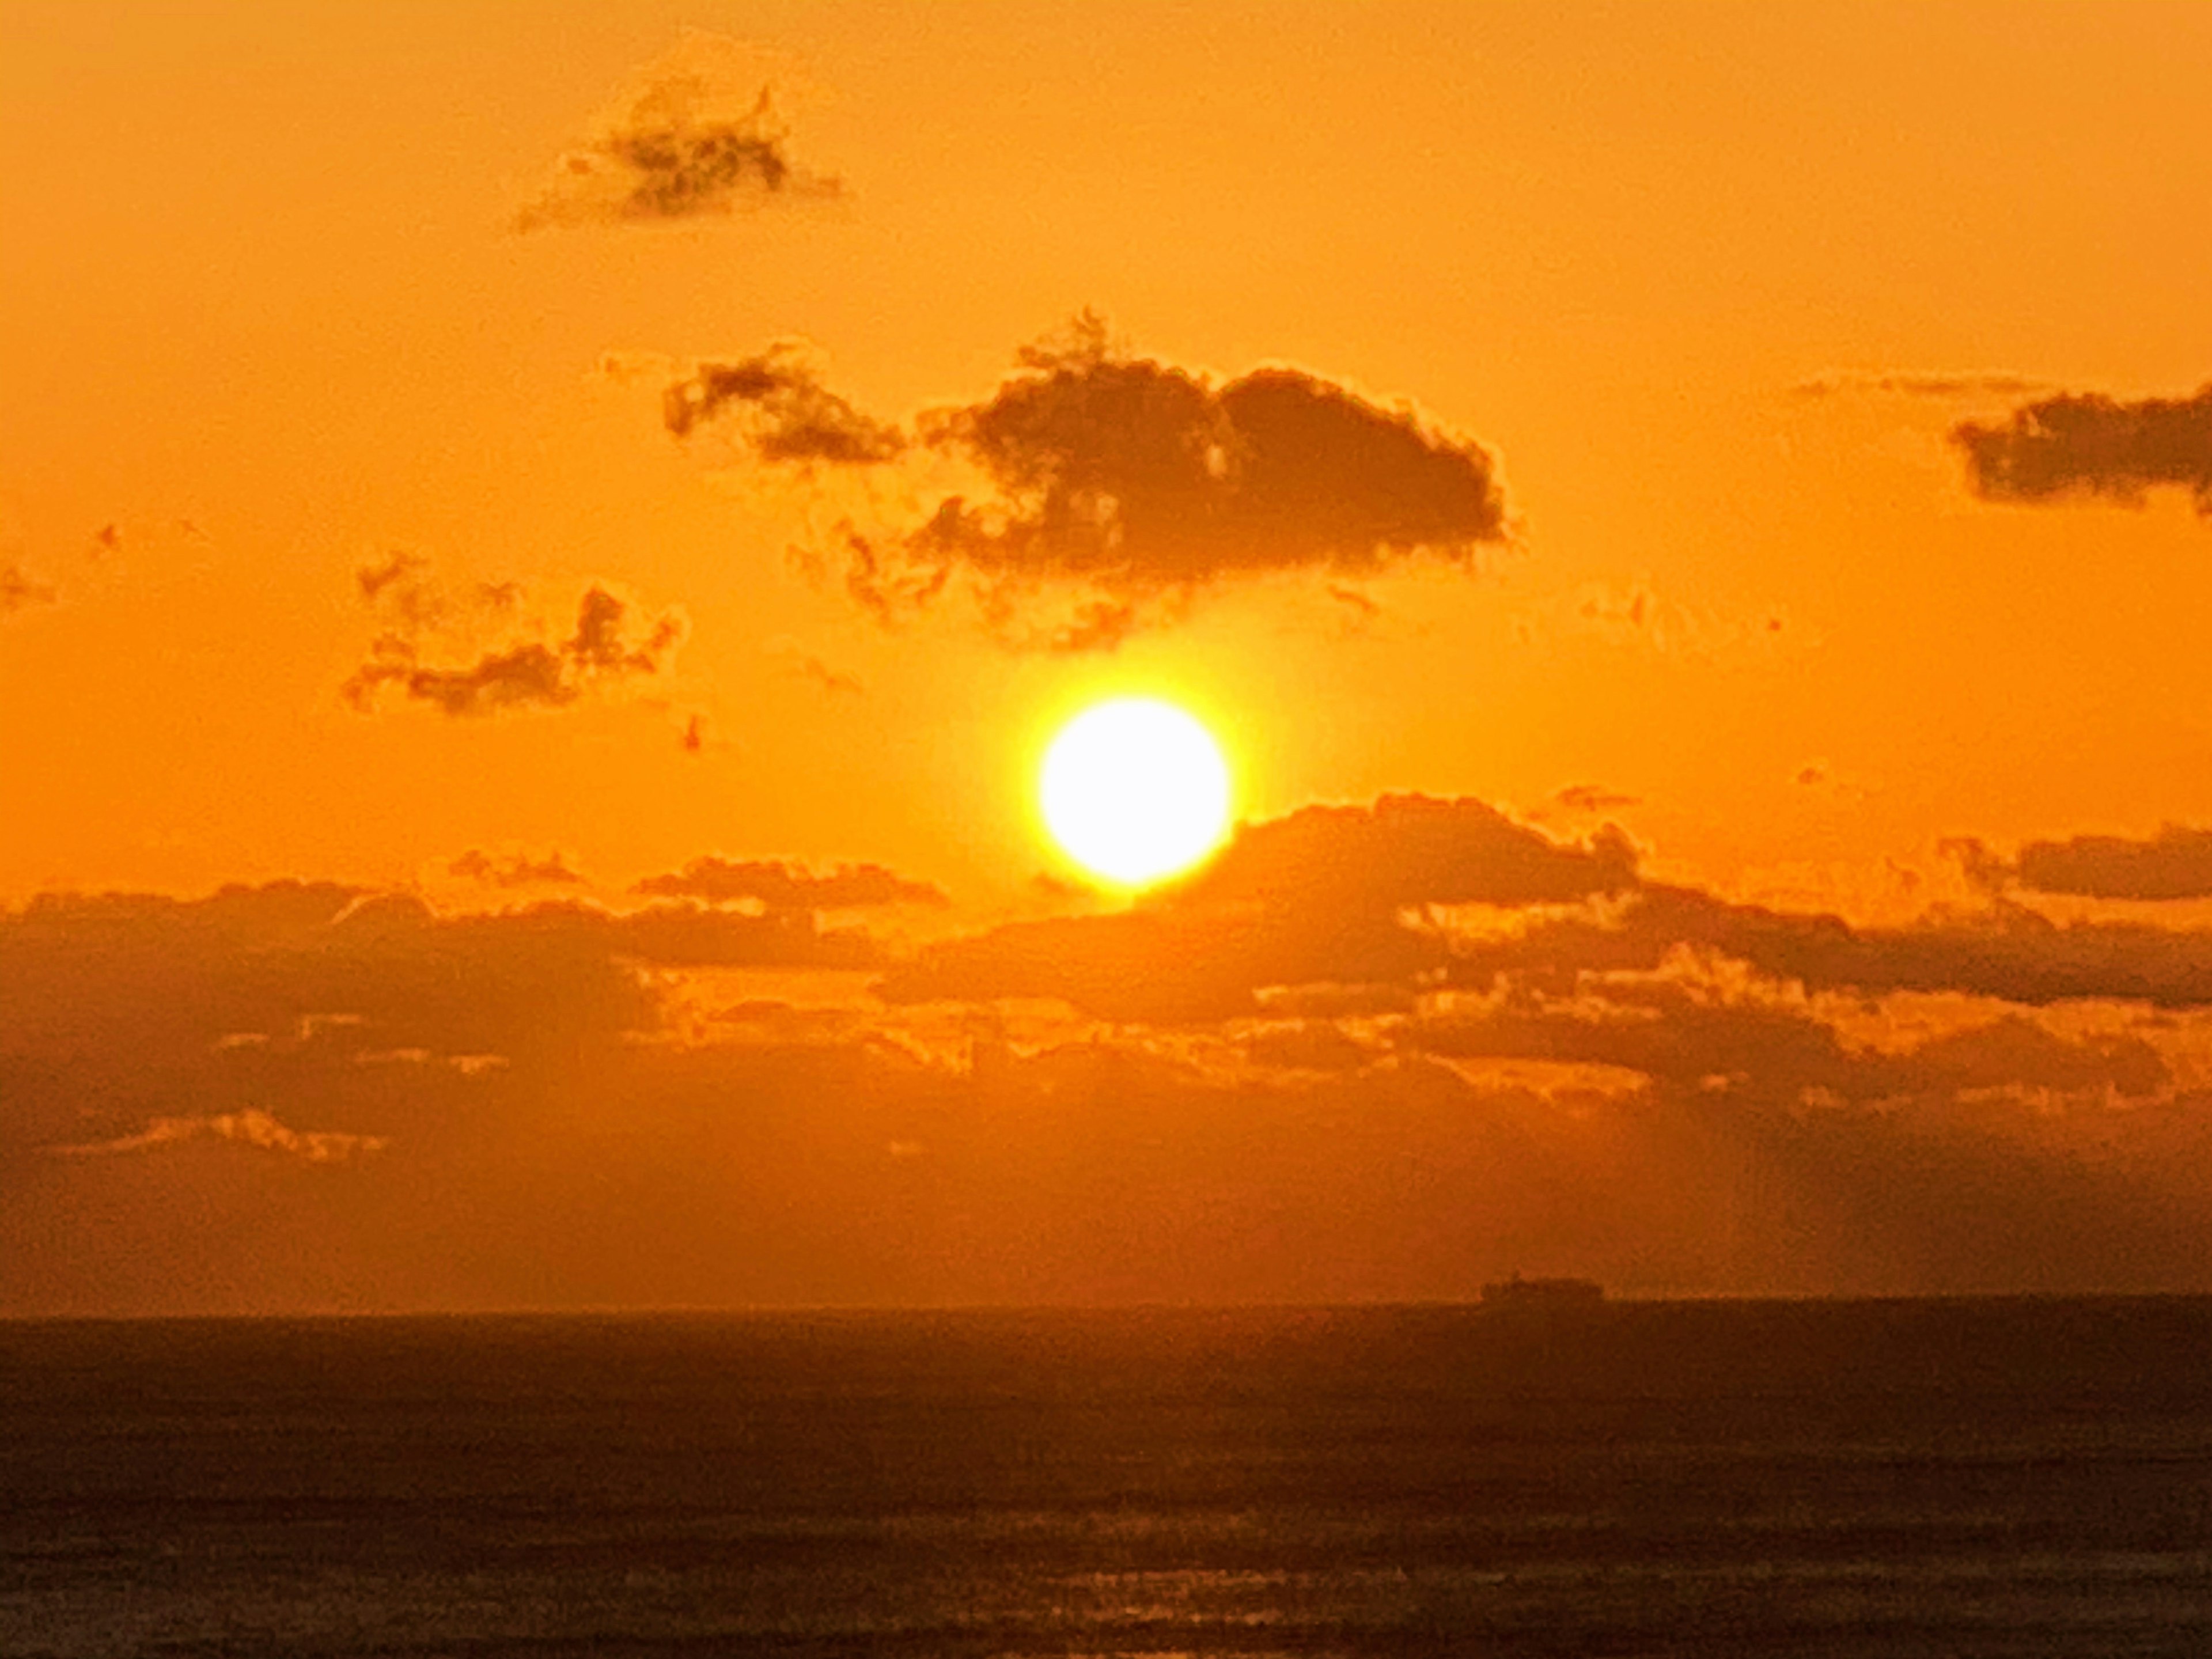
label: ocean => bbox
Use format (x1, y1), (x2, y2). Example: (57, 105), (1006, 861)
(3, 1299), (2210, 1656)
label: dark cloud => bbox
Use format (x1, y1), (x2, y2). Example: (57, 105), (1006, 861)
(516, 37), (840, 230)
(1948, 824), (2212, 904)
(1553, 783), (1639, 814)
(635, 857), (947, 912)
(1952, 384), (2212, 514)
(880, 797), (1635, 1021)
(1449, 881), (2212, 1011)
(348, 642), (575, 716)
(569, 585), (681, 673)
(673, 315), (1509, 644)
(1180, 794), (1637, 915)
(449, 851), (586, 889)
(886, 793), (2212, 1026)
(2, 563), (56, 614)
(2014, 826), (2212, 902)
(877, 903), (1439, 1025)
(0, 881), (882, 1170)
(1411, 979), (2167, 1108)
(344, 583), (683, 717)
(662, 347), (905, 461)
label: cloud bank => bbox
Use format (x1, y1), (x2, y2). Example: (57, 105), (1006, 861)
(54, 1108), (388, 1164)
(1950, 825), (2212, 902)
(18, 797), (2212, 1312)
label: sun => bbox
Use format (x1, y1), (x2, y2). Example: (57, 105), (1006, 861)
(1040, 697), (1233, 887)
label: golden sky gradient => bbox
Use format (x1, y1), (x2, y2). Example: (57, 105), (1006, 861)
(8, 2), (2212, 1313)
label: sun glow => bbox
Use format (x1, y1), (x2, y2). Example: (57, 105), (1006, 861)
(1040, 698), (1233, 887)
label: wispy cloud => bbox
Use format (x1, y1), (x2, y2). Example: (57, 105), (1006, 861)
(343, 571), (684, 717)
(1793, 369), (2054, 399)
(663, 345), (903, 461)
(449, 850), (586, 888)
(516, 35), (841, 230)
(52, 1108), (388, 1163)
(636, 857), (946, 912)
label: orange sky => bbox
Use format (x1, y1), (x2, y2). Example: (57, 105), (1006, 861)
(8, 3), (2212, 1314)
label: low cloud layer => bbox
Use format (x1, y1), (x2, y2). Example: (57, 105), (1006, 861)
(54, 1108), (388, 1164)
(517, 35), (840, 230)
(18, 795), (2212, 1311)
(1953, 384), (2212, 514)
(666, 316), (1510, 645)
(1952, 825), (2212, 902)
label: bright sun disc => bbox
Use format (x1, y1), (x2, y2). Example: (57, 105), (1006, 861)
(1041, 698), (1232, 887)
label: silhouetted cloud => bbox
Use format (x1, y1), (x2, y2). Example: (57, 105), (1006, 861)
(1181, 794), (1637, 914)
(1410, 973), (2167, 1108)
(636, 857), (946, 912)
(344, 583), (683, 717)
(673, 314), (1510, 645)
(663, 346), (904, 461)
(878, 903), (1440, 1025)
(1554, 784), (1639, 814)
(516, 35), (840, 230)
(1447, 882), (2212, 1010)
(885, 792), (2212, 1026)
(1953, 384), (2212, 514)
(449, 850), (586, 889)
(1, 563), (56, 614)
(880, 797), (1635, 1021)
(2013, 826), (2212, 900)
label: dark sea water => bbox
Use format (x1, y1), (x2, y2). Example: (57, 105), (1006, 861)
(4, 1300), (2211, 1657)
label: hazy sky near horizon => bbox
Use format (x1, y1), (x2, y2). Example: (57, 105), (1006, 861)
(9, 2), (2212, 1313)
